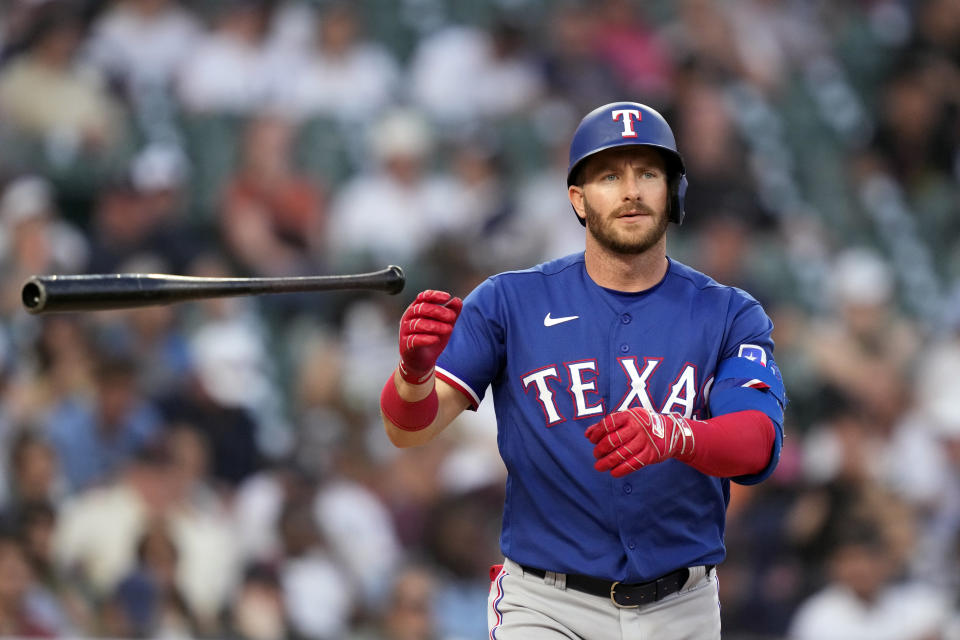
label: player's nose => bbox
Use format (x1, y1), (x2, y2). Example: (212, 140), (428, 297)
(621, 173), (645, 201)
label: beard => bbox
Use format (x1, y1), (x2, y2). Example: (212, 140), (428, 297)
(583, 198), (670, 255)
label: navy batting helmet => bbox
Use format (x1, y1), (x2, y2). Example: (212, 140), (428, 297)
(567, 102), (688, 225)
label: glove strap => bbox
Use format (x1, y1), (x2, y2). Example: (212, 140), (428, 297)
(380, 373), (438, 432)
(397, 359), (435, 385)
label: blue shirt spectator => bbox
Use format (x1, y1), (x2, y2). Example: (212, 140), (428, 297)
(45, 357), (163, 492)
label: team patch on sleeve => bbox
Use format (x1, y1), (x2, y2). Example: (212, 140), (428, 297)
(737, 344), (767, 366)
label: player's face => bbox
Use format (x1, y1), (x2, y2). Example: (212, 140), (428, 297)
(570, 147), (670, 255)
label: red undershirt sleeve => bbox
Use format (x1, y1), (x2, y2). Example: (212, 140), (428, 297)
(679, 410), (777, 478)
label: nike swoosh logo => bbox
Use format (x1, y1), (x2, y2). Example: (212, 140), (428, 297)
(544, 313), (579, 327)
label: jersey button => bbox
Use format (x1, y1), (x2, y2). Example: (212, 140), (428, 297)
(628, 541), (637, 550)
(623, 484), (632, 494)
(619, 344), (629, 353)
(621, 313), (632, 324)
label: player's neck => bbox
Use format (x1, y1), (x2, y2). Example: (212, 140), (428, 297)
(584, 239), (669, 292)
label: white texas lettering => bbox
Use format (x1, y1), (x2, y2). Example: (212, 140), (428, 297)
(662, 364), (698, 418)
(521, 367), (564, 426)
(566, 360), (604, 418)
(522, 358), (707, 428)
(615, 357), (661, 411)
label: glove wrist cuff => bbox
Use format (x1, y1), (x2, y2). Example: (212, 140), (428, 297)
(398, 360), (435, 385)
(381, 375), (438, 431)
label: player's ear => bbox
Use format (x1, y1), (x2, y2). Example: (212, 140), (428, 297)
(568, 184), (587, 222)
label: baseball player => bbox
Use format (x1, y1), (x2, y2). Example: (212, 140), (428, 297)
(379, 102), (786, 639)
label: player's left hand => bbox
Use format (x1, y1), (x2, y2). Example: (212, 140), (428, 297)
(584, 408), (696, 477)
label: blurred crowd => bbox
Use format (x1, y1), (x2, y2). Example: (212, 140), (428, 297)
(0, 0), (958, 638)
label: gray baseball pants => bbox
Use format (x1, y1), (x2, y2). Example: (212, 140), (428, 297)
(487, 557), (721, 639)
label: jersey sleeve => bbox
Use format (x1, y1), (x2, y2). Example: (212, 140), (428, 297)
(435, 277), (506, 410)
(709, 291), (787, 485)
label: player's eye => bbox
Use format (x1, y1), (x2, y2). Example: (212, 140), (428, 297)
(602, 173), (618, 181)
(642, 170), (658, 179)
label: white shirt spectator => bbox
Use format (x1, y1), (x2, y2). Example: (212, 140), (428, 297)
(408, 25), (544, 126)
(282, 549), (353, 640)
(84, 0), (202, 93)
(314, 480), (401, 603)
(53, 475), (241, 621)
(327, 170), (460, 266)
(789, 582), (950, 640)
(177, 31), (284, 114)
(328, 106), (462, 265)
(284, 43), (399, 123)
(176, 5), (295, 115)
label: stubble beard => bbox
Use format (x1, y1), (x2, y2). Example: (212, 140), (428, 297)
(583, 198), (670, 255)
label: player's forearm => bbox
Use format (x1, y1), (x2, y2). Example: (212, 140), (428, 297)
(678, 410), (776, 477)
(380, 371), (466, 447)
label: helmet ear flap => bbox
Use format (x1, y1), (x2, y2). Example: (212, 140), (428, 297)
(670, 174), (688, 225)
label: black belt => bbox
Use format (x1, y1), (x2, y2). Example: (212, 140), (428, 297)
(520, 564), (714, 608)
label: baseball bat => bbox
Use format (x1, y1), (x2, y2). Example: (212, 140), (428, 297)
(21, 265), (405, 314)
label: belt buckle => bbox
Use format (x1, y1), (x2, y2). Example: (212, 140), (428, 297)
(609, 581), (640, 609)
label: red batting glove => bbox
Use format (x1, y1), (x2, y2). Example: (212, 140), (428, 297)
(397, 290), (463, 384)
(584, 408), (697, 477)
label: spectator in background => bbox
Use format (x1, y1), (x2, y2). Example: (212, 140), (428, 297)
(284, 2), (399, 124)
(685, 214), (772, 303)
(222, 563), (290, 640)
(870, 56), (960, 267)
(908, 326), (960, 594)
(0, 533), (56, 637)
(434, 133), (516, 271)
(408, 15), (544, 127)
(794, 395), (920, 575)
(422, 488), (502, 640)
(872, 56), (958, 187)
(805, 248), (920, 428)
(52, 439), (240, 634)
(723, 0), (829, 96)
(45, 354), (163, 493)
(327, 108), (460, 270)
(2, 431), (62, 518)
(111, 521), (197, 638)
(592, 0), (675, 101)
(25, 318), (97, 424)
(176, 0), (285, 115)
(662, 0), (745, 80)
(221, 114), (326, 277)
(277, 495), (353, 640)
(540, 4), (619, 114)
(95, 299), (192, 401)
(0, 0), (46, 64)
(508, 118), (585, 263)
(86, 178), (153, 274)
(83, 0), (201, 102)
(0, 176), (88, 318)
(671, 73), (767, 230)
(128, 143), (205, 274)
(348, 564), (440, 640)
(14, 501), (83, 635)
(788, 524), (950, 640)
(87, 145), (200, 274)
(0, 4), (126, 155)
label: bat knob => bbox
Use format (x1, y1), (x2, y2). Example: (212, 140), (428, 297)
(386, 265), (406, 295)
(21, 277), (46, 313)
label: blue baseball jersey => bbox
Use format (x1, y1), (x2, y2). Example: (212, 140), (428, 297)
(435, 252), (784, 583)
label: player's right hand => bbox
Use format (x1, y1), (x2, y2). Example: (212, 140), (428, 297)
(397, 289), (463, 384)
